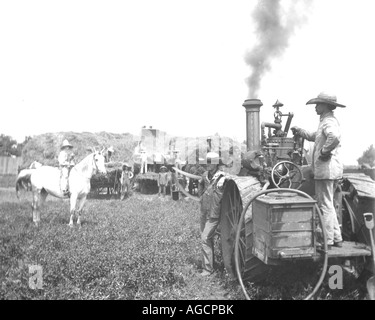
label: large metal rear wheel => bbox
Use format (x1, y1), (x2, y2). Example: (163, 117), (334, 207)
(220, 179), (271, 282)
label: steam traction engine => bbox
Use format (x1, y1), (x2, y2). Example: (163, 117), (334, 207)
(216, 99), (375, 299)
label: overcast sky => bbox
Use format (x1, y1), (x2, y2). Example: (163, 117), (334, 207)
(1, 0), (374, 165)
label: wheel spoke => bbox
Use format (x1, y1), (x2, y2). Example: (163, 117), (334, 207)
(287, 178), (292, 188)
(278, 176), (287, 186)
(239, 235), (246, 248)
(283, 163), (290, 175)
(238, 238), (246, 269)
(274, 170), (283, 178)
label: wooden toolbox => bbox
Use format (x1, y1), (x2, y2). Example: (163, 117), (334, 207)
(252, 193), (317, 264)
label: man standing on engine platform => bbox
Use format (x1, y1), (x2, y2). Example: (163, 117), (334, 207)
(199, 152), (229, 276)
(291, 92), (345, 250)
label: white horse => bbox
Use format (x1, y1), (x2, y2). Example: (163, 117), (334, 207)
(27, 151), (106, 227)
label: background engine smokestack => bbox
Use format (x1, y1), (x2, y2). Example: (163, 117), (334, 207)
(243, 99), (263, 152)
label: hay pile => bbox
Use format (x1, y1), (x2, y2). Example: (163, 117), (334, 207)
(20, 131), (138, 169)
(182, 136), (244, 175)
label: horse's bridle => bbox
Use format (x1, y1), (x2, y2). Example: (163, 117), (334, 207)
(92, 153), (99, 173)
(70, 152), (101, 178)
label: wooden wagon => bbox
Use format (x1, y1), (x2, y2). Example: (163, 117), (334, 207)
(90, 168), (122, 197)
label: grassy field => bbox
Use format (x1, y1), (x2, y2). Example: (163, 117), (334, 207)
(0, 186), (370, 300)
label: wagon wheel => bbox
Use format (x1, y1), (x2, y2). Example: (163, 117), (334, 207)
(271, 160), (303, 189)
(220, 180), (271, 281)
(96, 186), (103, 195)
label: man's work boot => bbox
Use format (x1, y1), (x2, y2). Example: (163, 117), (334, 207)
(334, 241), (343, 248)
(200, 270), (213, 277)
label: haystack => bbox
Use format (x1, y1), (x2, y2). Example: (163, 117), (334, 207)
(182, 136), (244, 176)
(20, 131), (138, 169)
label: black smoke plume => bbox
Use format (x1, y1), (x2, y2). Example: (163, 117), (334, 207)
(245, 0), (313, 98)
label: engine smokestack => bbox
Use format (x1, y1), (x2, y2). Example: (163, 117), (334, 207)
(243, 99), (263, 152)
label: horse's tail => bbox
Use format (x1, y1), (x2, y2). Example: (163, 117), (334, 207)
(15, 169), (33, 199)
(15, 177), (24, 200)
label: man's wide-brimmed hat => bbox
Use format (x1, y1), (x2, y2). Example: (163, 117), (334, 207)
(107, 146), (114, 153)
(61, 139), (73, 149)
(160, 165), (167, 171)
(306, 92), (346, 108)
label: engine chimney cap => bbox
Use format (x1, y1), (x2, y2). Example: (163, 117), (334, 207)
(242, 99), (263, 108)
(273, 100), (284, 108)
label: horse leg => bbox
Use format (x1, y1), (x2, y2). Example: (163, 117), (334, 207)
(68, 194), (78, 227)
(40, 189), (48, 208)
(76, 195), (87, 228)
(32, 191), (39, 227)
(32, 189), (47, 227)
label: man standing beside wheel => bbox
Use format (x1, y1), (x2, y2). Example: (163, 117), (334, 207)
(291, 92), (345, 249)
(120, 163), (133, 200)
(157, 166), (168, 197)
(199, 152), (229, 276)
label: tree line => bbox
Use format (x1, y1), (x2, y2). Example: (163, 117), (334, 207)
(357, 144), (375, 168)
(0, 134), (31, 157)
(1, 132), (374, 168)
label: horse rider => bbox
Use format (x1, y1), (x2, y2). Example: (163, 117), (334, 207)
(58, 139), (75, 195)
(291, 92), (345, 249)
(199, 152), (229, 276)
(120, 163), (133, 200)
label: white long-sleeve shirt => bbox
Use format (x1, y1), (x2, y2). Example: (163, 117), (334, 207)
(298, 111), (343, 180)
(58, 150), (75, 167)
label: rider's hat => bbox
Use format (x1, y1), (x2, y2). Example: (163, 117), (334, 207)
(160, 165), (167, 171)
(107, 146), (114, 153)
(306, 92), (346, 108)
(61, 139), (73, 149)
